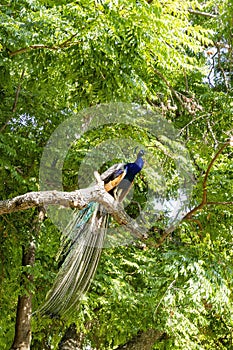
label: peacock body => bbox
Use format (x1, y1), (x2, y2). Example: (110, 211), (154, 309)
(40, 150), (145, 316)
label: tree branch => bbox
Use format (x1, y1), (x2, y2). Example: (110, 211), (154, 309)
(184, 141), (230, 219)
(183, 141), (230, 220)
(1, 139), (231, 246)
(153, 68), (202, 114)
(156, 140), (232, 247)
(153, 68), (184, 106)
(206, 201), (233, 206)
(9, 45), (61, 57)
(0, 181), (147, 240)
(188, 8), (217, 18)
(9, 34), (80, 57)
(12, 68), (25, 113)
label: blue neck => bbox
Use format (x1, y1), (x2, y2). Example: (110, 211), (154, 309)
(135, 156), (144, 169)
(125, 155), (144, 181)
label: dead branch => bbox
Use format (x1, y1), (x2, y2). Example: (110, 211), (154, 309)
(1, 140), (232, 246)
(0, 180), (147, 240)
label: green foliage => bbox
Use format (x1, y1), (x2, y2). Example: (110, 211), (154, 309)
(76, 228), (233, 349)
(0, 0), (232, 349)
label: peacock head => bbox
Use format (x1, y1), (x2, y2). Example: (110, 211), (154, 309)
(136, 149), (145, 158)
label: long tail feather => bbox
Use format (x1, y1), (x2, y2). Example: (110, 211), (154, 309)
(40, 202), (108, 316)
(39, 151), (145, 317)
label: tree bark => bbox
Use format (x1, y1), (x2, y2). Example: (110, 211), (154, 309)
(0, 186), (148, 240)
(116, 329), (165, 350)
(10, 242), (35, 350)
(58, 323), (84, 350)
(11, 209), (44, 350)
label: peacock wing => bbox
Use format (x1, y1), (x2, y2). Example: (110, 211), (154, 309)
(100, 162), (126, 193)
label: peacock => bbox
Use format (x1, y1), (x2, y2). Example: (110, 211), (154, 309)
(40, 149), (145, 317)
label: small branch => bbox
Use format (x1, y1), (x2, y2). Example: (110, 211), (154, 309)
(153, 68), (184, 106)
(216, 43), (230, 92)
(9, 45), (60, 57)
(188, 8), (218, 18)
(184, 141), (230, 220)
(12, 68), (25, 113)
(59, 33), (79, 48)
(156, 140), (232, 247)
(187, 218), (203, 231)
(9, 34), (80, 57)
(207, 119), (219, 149)
(0, 115), (12, 132)
(155, 224), (176, 248)
(154, 279), (176, 315)
(207, 201), (233, 206)
(178, 114), (209, 136)
(157, 199), (233, 249)
(202, 142), (228, 201)
(207, 51), (217, 88)
(183, 68), (189, 93)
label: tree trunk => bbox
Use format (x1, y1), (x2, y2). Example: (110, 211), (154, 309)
(58, 323), (84, 350)
(11, 209), (44, 350)
(10, 241), (35, 350)
(116, 329), (165, 350)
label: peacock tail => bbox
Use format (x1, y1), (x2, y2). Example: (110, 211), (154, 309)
(40, 202), (109, 316)
(39, 150), (145, 317)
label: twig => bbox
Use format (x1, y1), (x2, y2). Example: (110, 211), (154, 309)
(9, 35), (80, 57)
(9, 45), (60, 57)
(207, 201), (233, 206)
(12, 69), (25, 113)
(207, 51), (217, 88)
(178, 114), (209, 136)
(59, 33), (79, 48)
(216, 43), (229, 92)
(153, 68), (184, 106)
(0, 69), (25, 131)
(185, 218), (203, 231)
(207, 120), (219, 149)
(183, 68), (189, 93)
(188, 8), (217, 18)
(153, 279), (176, 316)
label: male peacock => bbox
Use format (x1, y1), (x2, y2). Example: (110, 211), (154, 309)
(40, 149), (145, 316)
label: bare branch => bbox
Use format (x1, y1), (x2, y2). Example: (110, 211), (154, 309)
(156, 141), (232, 247)
(0, 182), (147, 240)
(1, 138), (231, 246)
(207, 201), (233, 206)
(183, 141), (230, 220)
(188, 8), (217, 18)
